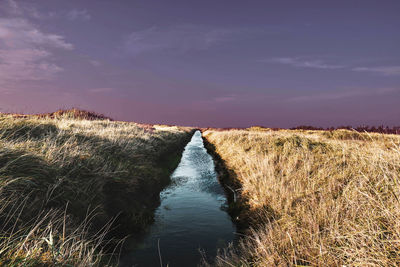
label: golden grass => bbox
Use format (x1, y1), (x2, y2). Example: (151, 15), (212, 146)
(0, 113), (193, 265)
(203, 129), (400, 266)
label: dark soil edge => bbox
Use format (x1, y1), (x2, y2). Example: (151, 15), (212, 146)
(201, 133), (250, 232)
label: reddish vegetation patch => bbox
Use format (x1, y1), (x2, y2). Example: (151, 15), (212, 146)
(200, 127), (244, 132)
(292, 125), (400, 135)
(135, 123), (155, 133)
(202, 125), (400, 135)
(4, 108), (112, 121)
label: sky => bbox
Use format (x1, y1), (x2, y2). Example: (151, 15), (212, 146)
(0, 0), (399, 127)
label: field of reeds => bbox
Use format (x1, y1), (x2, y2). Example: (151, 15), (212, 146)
(203, 128), (400, 266)
(0, 110), (194, 266)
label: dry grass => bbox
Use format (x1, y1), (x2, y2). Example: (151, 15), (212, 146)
(203, 128), (400, 266)
(6, 108), (112, 121)
(0, 112), (193, 265)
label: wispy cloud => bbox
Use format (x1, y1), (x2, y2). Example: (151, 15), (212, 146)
(0, 49), (62, 81)
(268, 56), (400, 77)
(352, 66), (400, 76)
(89, 60), (101, 67)
(213, 95), (237, 103)
(191, 94), (238, 109)
(0, 7), (73, 87)
(88, 88), (114, 93)
(0, 0), (55, 20)
(287, 87), (399, 102)
(269, 57), (344, 69)
(123, 25), (241, 55)
(194, 94), (238, 108)
(2, 0), (20, 15)
(0, 18), (73, 49)
(67, 9), (91, 21)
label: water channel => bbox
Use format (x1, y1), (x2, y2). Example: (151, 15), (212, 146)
(120, 131), (236, 266)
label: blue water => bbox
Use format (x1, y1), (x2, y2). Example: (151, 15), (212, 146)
(120, 131), (235, 267)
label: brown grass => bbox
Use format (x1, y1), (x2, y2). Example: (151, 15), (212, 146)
(203, 128), (400, 266)
(3, 108), (112, 121)
(0, 110), (194, 265)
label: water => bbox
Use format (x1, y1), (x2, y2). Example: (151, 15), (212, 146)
(120, 131), (236, 267)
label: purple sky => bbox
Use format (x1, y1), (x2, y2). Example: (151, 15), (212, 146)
(0, 0), (399, 127)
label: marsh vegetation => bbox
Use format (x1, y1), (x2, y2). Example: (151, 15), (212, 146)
(203, 128), (400, 266)
(2, 109), (399, 266)
(0, 110), (193, 266)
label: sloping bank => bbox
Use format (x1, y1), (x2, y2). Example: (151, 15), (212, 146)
(202, 129), (400, 266)
(0, 112), (194, 266)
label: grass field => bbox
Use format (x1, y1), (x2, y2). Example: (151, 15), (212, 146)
(203, 128), (400, 266)
(0, 110), (193, 266)
(3, 109), (399, 266)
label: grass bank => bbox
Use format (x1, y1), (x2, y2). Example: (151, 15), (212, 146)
(203, 128), (400, 266)
(0, 110), (194, 266)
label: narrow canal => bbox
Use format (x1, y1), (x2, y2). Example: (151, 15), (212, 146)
(120, 130), (236, 266)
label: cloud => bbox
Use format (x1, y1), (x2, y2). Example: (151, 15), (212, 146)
(123, 25), (237, 55)
(0, 0), (55, 20)
(287, 87), (399, 102)
(2, 0), (21, 15)
(288, 91), (361, 102)
(269, 56), (400, 77)
(89, 60), (101, 67)
(0, 17), (73, 86)
(2, 2), (91, 22)
(193, 94), (238, 108)
(213, 95), (237, 103)
(352, 66), (400, 76)
(269, 57), (344, 69)
(88, 88), (114, 93)
(67, 9), (91, 21)
(0, 18), (73, 49)
(0, 49), (62, 81)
